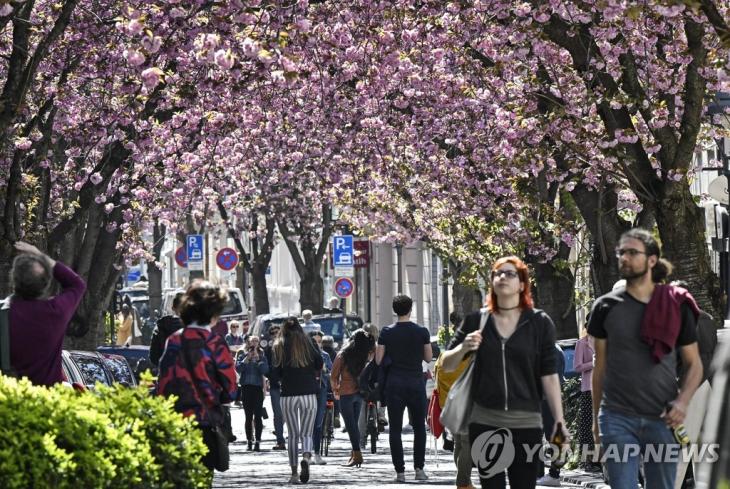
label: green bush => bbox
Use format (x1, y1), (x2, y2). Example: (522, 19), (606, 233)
(0, 375), (211, 489)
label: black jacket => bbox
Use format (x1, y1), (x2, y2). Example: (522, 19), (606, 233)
(450, 308), (557, 413)
(149, 315), (184, 366)
(274, 339), (324, 397)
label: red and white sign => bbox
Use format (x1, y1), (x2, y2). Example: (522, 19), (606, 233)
(175, 246), (187, 268)
(216, 247), (239, 271)
(334, 277), (355, 299)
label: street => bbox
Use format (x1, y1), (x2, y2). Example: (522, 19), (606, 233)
(213, 397), (607, 489)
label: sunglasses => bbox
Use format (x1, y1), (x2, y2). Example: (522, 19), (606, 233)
(615, 248), (647, 258)
(491, 269), (519, 279)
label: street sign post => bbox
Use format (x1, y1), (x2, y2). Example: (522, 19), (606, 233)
(186, 235), (204, 271)
(216, 247), (239, 271)
(334, 277), (355, 299)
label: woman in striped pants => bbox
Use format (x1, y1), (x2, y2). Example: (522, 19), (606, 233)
(273, 318), (324, 484)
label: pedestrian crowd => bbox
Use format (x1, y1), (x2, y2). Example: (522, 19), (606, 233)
(1, 227), (719, 489)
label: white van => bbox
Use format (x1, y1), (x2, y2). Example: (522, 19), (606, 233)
(160, 287), (247, 323)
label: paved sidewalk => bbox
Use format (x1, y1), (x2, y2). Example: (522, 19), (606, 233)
(213, 397), (607, 488)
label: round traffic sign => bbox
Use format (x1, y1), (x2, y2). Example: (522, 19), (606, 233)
(334, 277), (355, 299)
(216, 247), (239, 271)
(175, 246), (187, 268)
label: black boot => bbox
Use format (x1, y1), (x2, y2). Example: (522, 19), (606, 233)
(248, 441), (253, 451)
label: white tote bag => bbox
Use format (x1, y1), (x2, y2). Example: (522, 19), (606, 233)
(440, 309), (489, 434)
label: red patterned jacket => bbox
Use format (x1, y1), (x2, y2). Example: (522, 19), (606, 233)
(157, 325), (237, 426)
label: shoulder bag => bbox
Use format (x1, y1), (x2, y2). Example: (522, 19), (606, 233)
(440, 308), (489, 435)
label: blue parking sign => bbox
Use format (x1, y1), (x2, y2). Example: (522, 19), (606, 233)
(186, 234), (204, 265)
(333, 235), (354, 267)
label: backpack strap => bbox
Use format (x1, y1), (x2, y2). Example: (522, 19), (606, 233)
(0, 298), (16, 377)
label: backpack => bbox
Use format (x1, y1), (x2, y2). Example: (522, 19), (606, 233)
(358, 359), (380, 401)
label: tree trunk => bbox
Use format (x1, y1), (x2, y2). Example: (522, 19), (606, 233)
(147, 222), (165, 316)
(278, 205), (333, 316)
(570, 183), (629, 298)
(531, 246), (578, 339)
(299, 269), (324, 314)
(251, 262), (270, 315)
(656, 184), (722, 321)
(449, 260), (482, 318)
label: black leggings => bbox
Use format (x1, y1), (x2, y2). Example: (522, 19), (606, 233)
(469, 423), (543, 489)
(242, 385), (264, 442)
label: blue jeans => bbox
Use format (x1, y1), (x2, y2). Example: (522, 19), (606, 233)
(599, 408), (678, 489)
(385, 375), (427, 473)
(312, 386), (328, 453)
(340, 393), (364, 451)
(270, 387), (285, 445)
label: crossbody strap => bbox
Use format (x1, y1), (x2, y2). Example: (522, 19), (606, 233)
(0, 298), (11, 375)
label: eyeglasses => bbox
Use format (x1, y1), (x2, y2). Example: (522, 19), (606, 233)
(492, 269), (519, 279)
(615, 248), (647, 258)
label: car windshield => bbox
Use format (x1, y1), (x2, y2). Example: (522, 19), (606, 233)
(312, 318), (345, 339)
(221, 292), (243, 316)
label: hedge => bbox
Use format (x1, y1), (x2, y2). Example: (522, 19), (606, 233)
(0, 374), (212, 489)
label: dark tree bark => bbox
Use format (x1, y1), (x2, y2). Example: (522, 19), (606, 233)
(147, 221), (166, 316)
(218, 202), (276, 317)
(278, 205), (333, 314)
(449, 260), (483, 319)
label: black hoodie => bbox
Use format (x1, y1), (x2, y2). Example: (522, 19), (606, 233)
(449, 308), (558, 413)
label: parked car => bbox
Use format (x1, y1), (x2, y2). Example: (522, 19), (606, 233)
(96, 345), (151, 382)
(249, 313), (297, 348)
(160, 287), (247, 324)
(61, 350), (87, 390)
(66, 351), (123, 389)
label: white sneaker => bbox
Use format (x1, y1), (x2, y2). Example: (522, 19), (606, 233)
(415, 468), (429, 481)
(313, 454), (326, 465)
(288, 474), (299, 484)
(394, 472), (406, 482)
(537, 474), (561, 487)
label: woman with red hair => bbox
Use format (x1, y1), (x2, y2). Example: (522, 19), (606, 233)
(442, 256), (568, 489)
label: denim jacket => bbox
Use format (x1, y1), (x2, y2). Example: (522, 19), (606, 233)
(236, 350), (269, 387)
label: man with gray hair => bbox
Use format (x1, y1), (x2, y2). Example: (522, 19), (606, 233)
(302, 309), (321, 334)
(7, 241), (86, 386)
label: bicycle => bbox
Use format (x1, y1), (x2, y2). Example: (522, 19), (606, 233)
(365, 400), (379, 454)
(322, 393), (335, 456)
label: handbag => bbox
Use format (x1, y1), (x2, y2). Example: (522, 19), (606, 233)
(180, 334), (230, 472)
(262, 407), (269, 419)
(440, 309), (489, 435)
(427, 388), (444, 438)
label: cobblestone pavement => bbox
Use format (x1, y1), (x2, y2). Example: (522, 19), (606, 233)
(213, 397), (606, 488)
